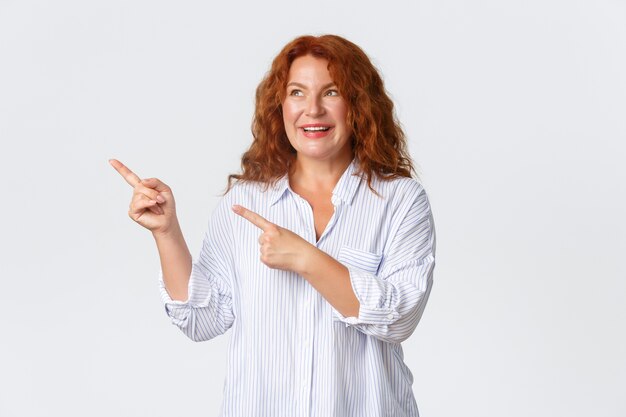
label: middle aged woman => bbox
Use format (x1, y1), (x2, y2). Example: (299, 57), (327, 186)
(111, 34), (436, 417)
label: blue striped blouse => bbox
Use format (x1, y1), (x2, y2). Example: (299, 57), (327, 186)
(159, 158), (436, 417)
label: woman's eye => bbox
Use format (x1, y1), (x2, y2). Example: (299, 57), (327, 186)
(325, 89), (339, 97)
(289, 89), (303, 96)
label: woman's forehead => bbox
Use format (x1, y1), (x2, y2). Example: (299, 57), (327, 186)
(287, 55), (334, 85)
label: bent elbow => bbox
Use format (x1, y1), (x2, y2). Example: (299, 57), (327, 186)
(368, 299), (429, 344)
(180, 306), (235, 342)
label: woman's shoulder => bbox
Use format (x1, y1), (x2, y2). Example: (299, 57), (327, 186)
(208, 180), (272, 227)
(366, 175), (434, 225)
(368, 173), (427, 201)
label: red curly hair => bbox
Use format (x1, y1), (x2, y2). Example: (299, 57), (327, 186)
(227, 34), (415, 192)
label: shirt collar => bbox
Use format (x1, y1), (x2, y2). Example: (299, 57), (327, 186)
(330, 157), (362, 206)
(269, 158), (362, 207)
(268, 176), (290, 206)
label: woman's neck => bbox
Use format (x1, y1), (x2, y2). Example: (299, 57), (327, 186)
(289, 154), (353, 193)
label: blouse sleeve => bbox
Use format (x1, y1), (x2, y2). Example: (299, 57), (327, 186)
(159, 198), (236, 342)
(332, 184), (436, 344)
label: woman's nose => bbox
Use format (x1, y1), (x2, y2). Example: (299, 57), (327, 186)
(305, 96), (325, 117)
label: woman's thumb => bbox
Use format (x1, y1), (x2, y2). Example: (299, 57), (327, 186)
(140, 177), (170, 192)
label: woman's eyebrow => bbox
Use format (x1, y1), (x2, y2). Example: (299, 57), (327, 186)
(286, 82), (337, 90)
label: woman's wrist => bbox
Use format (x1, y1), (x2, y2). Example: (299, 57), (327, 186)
(152, 220), (183, 241)
(292, 243), (316, 276)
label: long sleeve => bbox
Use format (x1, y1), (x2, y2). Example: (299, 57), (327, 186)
(159, 199), (236, 342)
(333, 184), (436, 344)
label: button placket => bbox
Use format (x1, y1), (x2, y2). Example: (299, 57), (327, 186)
(297, 196), (316, 243)
(316, 198), (341, 247)
(300, 288), (315, 417)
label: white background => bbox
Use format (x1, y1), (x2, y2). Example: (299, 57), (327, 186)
(1, 0), (624, 416)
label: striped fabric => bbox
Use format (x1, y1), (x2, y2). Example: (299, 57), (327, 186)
(159, 158), (436, 417)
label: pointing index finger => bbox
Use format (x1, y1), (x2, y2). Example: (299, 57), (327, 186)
(109, 158), (142, 188)
(232, 205), (273, 231)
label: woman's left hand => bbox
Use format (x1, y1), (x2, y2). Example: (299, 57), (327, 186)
(232, 204), (314, 274)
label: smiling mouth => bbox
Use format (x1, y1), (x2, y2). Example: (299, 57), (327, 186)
(302, 126), (331, 132)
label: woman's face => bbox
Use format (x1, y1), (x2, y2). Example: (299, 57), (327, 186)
(282, 55), (352, 165)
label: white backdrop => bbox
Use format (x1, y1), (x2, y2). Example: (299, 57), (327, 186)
(1, 0), (624, 416)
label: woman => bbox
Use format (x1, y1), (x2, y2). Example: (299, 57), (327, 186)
(111, 34), (436, 417)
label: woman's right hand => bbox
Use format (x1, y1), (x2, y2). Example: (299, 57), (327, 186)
(109, 159), (178, 235)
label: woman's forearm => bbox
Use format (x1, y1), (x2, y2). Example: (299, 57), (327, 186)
(153, 221), (192, 302)
(299, 248), (360, 319)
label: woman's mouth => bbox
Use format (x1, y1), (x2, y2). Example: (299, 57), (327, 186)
(301, 125), (333, 138)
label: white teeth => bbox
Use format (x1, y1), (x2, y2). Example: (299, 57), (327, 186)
(303, 126), (330, 132)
